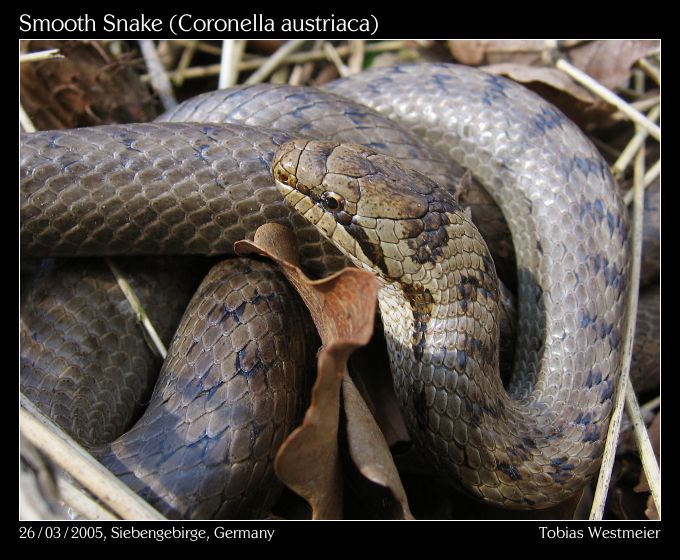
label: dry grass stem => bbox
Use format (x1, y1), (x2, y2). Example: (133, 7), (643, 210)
(348, 41), (365, 74)
(323, 42), (351, 77)
(20, 104), (36, 133)
(613, 105), (660, 179)
(589, 130), (647, 520)
(20, 394), (165, 520)
(244, 40), (307, 85)
(624, 381), (661, 514)
(145, 41), (409, 83)
(173, 40), (198, 87)
(641, 396), (660, 415)
(20, 49), (63, 63)
(106, 258), (168, 360)
(623, 159), (660, 206)
(557, 58), (660, 141)
(57, 476), (118, 520)
(637, 57), (660, 85)
(219, 40), (246, 89)
(138, 39), (177, 110)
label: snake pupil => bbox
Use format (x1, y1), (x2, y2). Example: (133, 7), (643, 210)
(321, 192), (344, 212)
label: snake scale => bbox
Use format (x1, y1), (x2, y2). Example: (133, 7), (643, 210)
(20, 63), (631, 515)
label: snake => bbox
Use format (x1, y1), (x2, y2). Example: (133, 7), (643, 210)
(20, 63), (631, 514)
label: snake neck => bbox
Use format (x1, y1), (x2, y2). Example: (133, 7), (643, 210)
(374, 205), (614, 509)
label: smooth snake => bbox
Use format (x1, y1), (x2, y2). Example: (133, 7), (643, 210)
(21, 63), (636, 515)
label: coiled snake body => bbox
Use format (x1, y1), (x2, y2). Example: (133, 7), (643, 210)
(20, 64), (629, 514)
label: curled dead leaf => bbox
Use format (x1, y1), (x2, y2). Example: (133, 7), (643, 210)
(342, 374), (413, 519)
(567, 40), (659, 90)
(237, 223), (414, 519)
(448, 39), (559, 66)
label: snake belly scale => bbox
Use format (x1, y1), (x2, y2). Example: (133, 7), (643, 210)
(20, 63), (630, 512)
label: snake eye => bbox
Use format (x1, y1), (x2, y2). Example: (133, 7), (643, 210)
(320, 192), (345, 212)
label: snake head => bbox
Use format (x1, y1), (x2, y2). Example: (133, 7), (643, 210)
(273, 139), (460, 282)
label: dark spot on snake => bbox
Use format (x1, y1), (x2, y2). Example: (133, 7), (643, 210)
(599, 379), (615, 403)
(532, 106), (564, 135)
(432, 73), (454, 92)
(115, 134), (142, 152)
(459, 298), (468, 313)
(458, 334), (495, 367)
(346, 222), (388, 276)
(204, 380), (225, 402)
(409, 218), (450, 265)
(194, 144), (212, 164)
(344, 110), (371, 125)
(47, 133), (61, 148)
(545, 426), (565, 442)
(335, 211), (353, 226)
(235, 348), (266, 379)
(575, 412), (592, 425)
(199, 127), (221, 142)
(414, 388), (428, 429)
(550, 456), (572, 468)
(575, 157), (608, 180)
(402, 284), (433, 361)
(456, 350), (468, 370)
(457, 276), (479, 300)
(609, 328), (621, 350)
(498, 460), (522, 481)
(580, 311), (595, 329)
(186, 340), (199, 357)
(606, 210), (617, 236)
(365, 142), (389, 152)
(593, 198), (605, 219)
(582, 424), (601, 443)
(536, 240), (543, 256)
(289, 103), (315, 121)
(522, 437), (537, 449)
(482, 74), (509, 106)
(586, 367), (602, 388)
(599, 321), (613, 340)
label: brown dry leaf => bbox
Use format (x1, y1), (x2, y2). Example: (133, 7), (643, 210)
(20, 40), (159, 130)
(448, 40), (558, 66)
(348, 333), (410, 448)
(235, 223), (378, 519)
(567, 40), (659, 90)
(342, 374), (413, 519)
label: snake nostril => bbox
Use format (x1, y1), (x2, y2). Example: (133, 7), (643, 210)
(274, 167), (288, 183)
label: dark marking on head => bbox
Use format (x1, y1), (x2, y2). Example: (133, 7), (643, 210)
(407, 211), (451, 265)
(346, 222), (388, 276)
